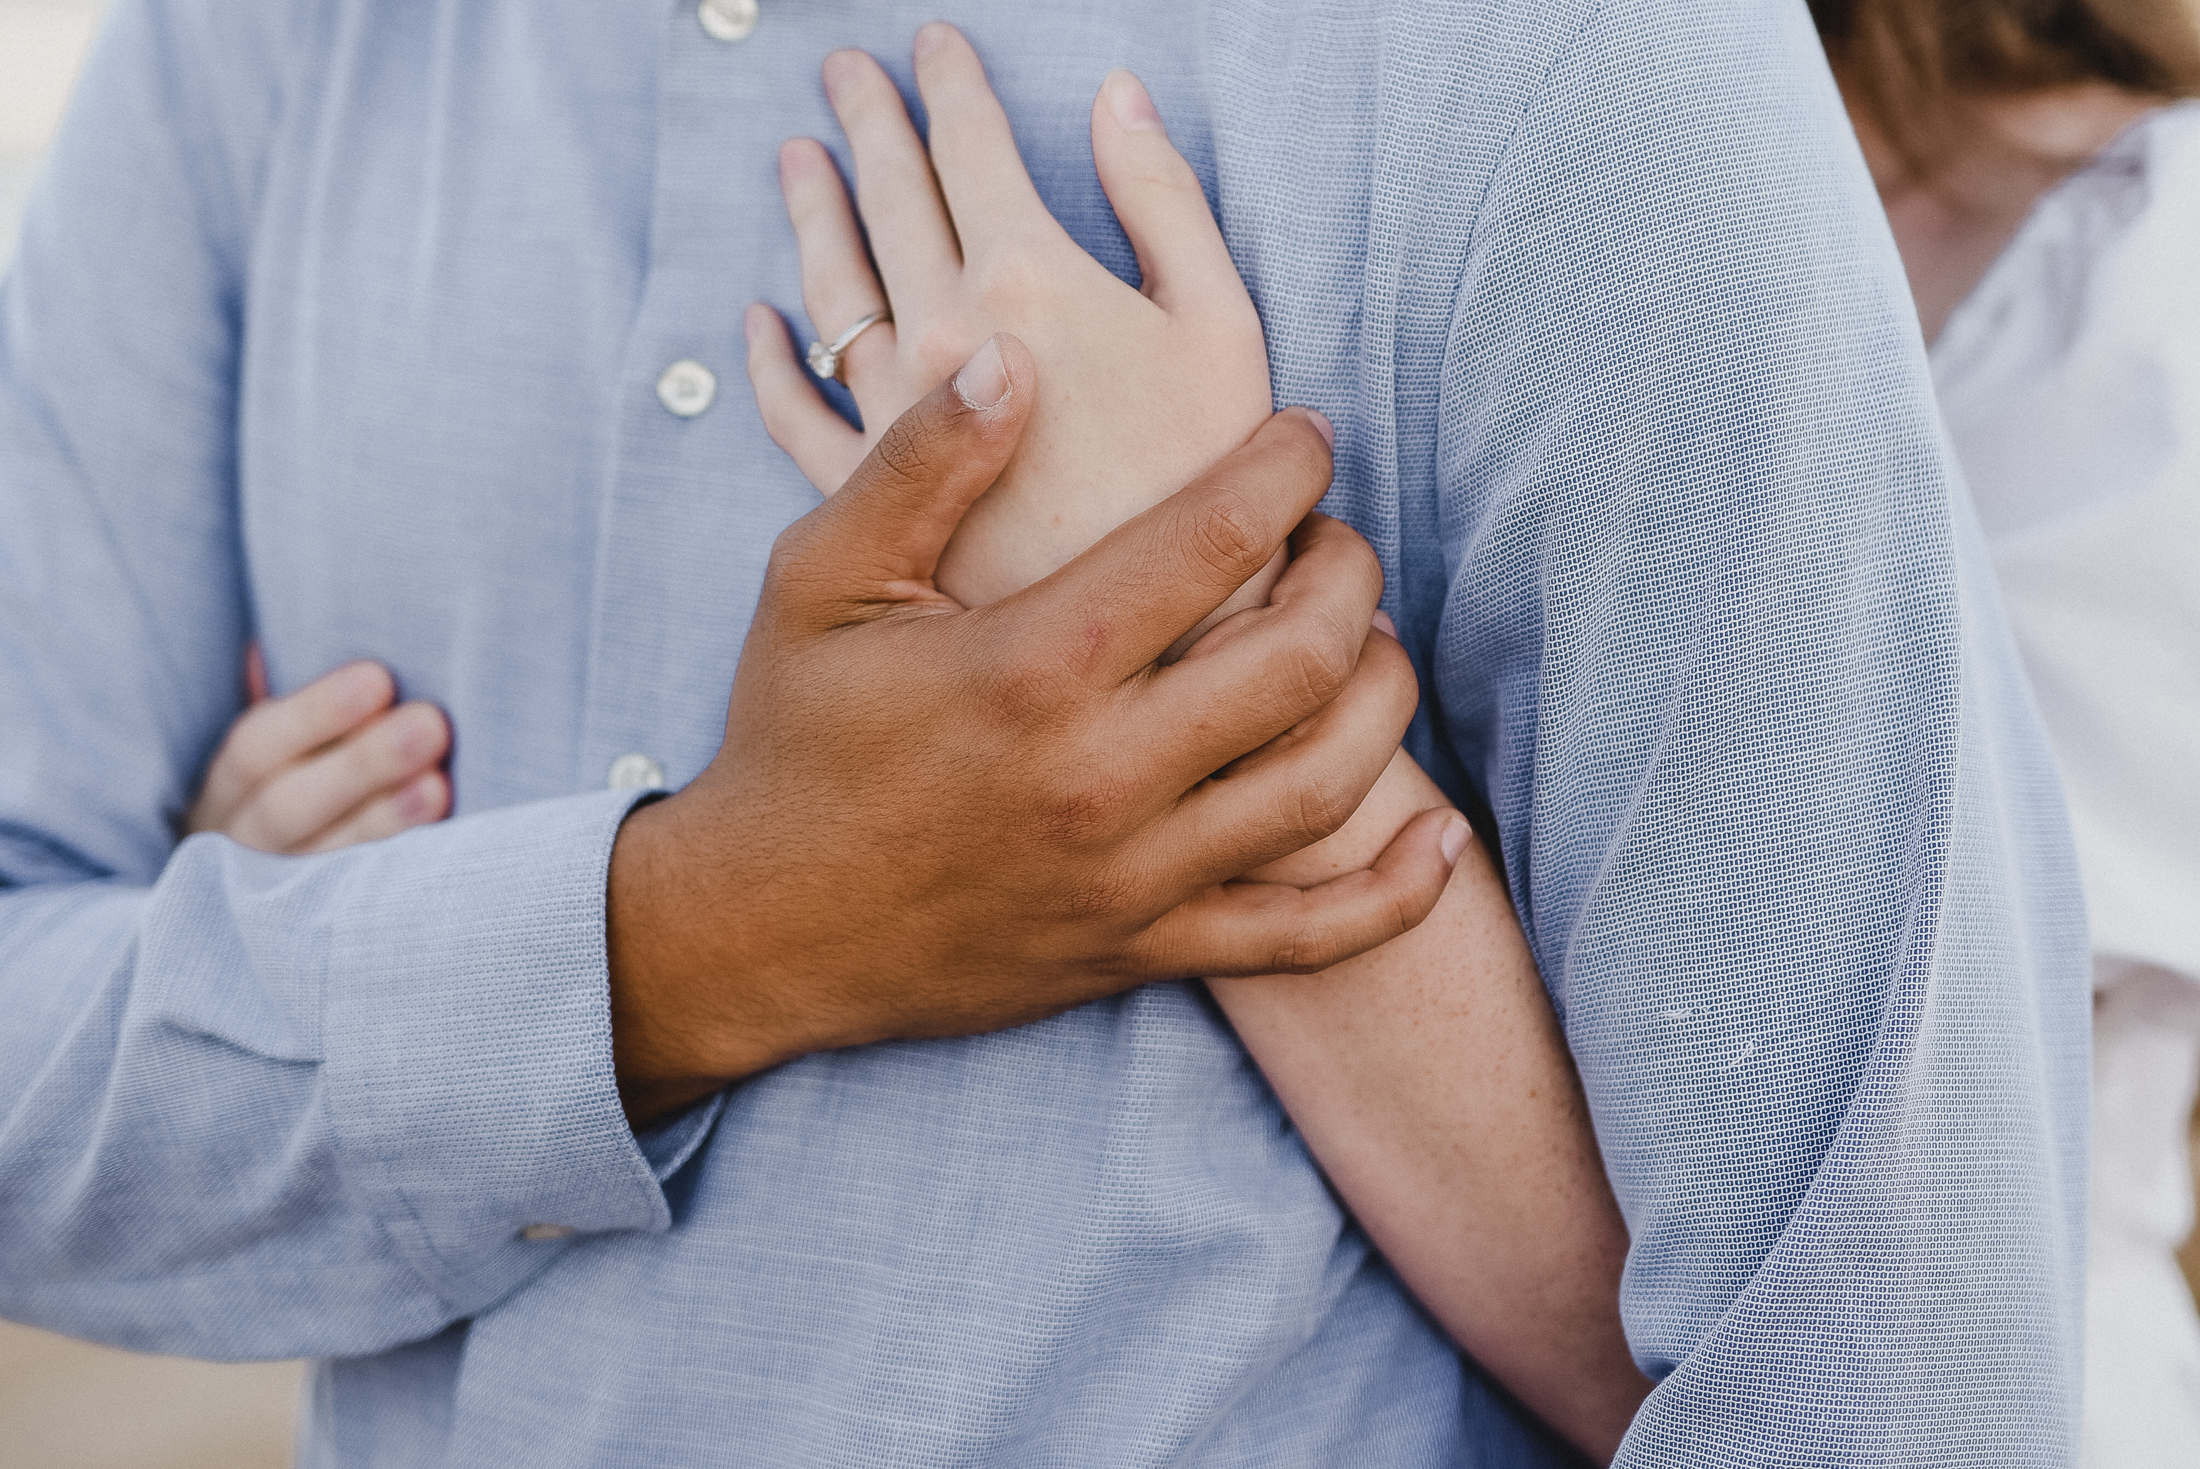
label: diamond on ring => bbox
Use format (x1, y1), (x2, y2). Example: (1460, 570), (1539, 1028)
(807, 310), (891, 383)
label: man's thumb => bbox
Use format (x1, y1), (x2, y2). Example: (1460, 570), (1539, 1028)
(789, 334), (1033, 608)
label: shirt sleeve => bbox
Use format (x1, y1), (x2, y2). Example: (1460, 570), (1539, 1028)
(1415, 2), (2090, 1461)
(0, 0), (677, 1360)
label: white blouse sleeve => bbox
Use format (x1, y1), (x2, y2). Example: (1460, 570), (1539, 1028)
(1932, 101), (2200, 984)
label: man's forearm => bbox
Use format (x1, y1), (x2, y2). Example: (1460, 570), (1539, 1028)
(0, 792), (668, 1359)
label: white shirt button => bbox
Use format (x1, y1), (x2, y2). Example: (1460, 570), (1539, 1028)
(520, 1223), (577, 1242)
(607, 753), (668, 792)
(697, 0), (759, 42)
(656, 359), (717, 418)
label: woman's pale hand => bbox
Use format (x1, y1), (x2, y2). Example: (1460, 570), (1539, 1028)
(184, 650), (452, 854)
(745, 24), (1277, 618)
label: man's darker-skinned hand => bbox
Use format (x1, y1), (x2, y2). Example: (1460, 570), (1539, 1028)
(608, 333), (1466, 1122)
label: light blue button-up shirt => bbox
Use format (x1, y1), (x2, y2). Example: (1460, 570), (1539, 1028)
(0, 0), (2088, 1464)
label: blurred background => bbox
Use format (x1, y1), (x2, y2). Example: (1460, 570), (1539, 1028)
(4, 15), (305, 1468)
(0, 0), (104, 262)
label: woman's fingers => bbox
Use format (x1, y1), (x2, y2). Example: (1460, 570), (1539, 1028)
(745, 303), (868, 495)
(227, 700), (450, 854)
(1091, 70), (1246, 313)
(819, 48), (962, 313)
(244, 641), (271, 703)
(910, 24), (1051, 253)
(297, 770), (450, 855)
(187, 659), (396, 831)
(778, 139), (899, 397)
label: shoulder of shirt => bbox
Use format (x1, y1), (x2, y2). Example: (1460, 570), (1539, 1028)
(2052, 100), (2200, 283)
(1935, 100), (2200, 378)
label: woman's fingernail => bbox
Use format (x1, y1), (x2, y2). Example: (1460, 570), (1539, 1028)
(778, 138), (818, 184)
(396, 772), (445, 823)
(392, 704), (448, 763)
(1304, 408), (1334, 448)
(744, 303), (770, 344)
(1441, 815), (1472, 867)
(913, 22), (952, 60)
(1104, 70), (1163, 131)
(953, 336), (1011, 411)
(1371, 610), (1398, 639)
(821, 50), (863, 100)
(337, 661), (390, 712)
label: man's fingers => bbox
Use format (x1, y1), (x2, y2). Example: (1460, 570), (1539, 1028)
(1089, 72), (1244, 312)
(745, 303), (867, 495)
(296, 770), (451, 855)
(1006, 408), (1335, 683)
(1139, 510), (1388, 768)
(1161, 630), (1421, 882)
(227, 701), (450, 853)
(1135, 807), (1471, 978)
(818, 47), (962, 317)
(773, 333), (1033, 618)
(910, 24), (1051, 252)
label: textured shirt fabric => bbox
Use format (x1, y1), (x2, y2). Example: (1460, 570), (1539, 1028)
(0, 1), (2088, 1465)
(1929, 100), (2200, 1468)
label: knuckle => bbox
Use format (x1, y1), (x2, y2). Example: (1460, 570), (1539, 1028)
(1033, 767), (1138, 848)
(1293, 770), (1359, 844)
(763, 514), (835, 599)
(871, 413), (940, 487)
(1330, 522), (1380, 582)
(1366, 634), (1420, 706)
(1184, 488), (1270, 584)
(1386, 878), (1425, 939)
(1271, 915), (1341, 976)
(972, 247), (1043, 309)
(1223, 300), (1266, 355)
(1280, 626), (1355, 710)
(766, 518), (816, 574)
(978, 643), (1064, 729)
(1052, 861), (1143, 926)
(904, 323), (982, 391)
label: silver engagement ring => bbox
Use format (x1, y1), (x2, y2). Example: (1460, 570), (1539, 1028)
(807, 310), (891, 383)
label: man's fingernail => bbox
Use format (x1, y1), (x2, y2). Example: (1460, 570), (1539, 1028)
(1440, 815), (1472, 866)
(1303, 408), (1334, 448)
(954, 336), (1011, 412)
(1371, 610), (1398, 639)
(1104, 70), (1163, 131)
(913, 22), (951, 60)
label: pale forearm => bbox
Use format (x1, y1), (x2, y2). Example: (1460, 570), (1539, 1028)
(1212, 754), (1651, 1464)
(941, 452), (1650, 1455)
(746, 43), (1640, 1447)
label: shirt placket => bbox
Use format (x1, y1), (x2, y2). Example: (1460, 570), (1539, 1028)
(575, 0), (835, 798)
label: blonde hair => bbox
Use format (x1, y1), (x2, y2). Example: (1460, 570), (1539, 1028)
(1810, 0), (2200, 175)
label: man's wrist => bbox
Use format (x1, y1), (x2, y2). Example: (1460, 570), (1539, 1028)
(606, 792), (815, 1121)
